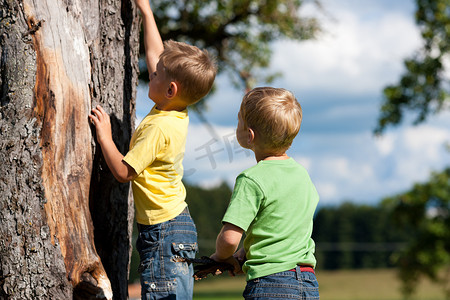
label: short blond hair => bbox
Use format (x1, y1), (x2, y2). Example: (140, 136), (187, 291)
(159, 40), (217, 105)
(240, 87), (302, 152)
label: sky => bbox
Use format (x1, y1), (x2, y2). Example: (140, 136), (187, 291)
(136, 0), (450, 206)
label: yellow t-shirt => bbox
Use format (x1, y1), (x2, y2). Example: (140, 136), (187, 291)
(123, 106), (188, 225)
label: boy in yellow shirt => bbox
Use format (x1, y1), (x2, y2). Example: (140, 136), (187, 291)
(89, 0), (216, 298)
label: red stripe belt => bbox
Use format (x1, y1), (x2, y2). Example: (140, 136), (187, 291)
(289, 266), (315, 274)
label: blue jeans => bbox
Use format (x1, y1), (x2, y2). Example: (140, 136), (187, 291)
(136, 208), (198, 300)
(243, 266), (319, 299)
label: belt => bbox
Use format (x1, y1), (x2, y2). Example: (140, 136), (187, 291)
(289, 266), (315, 274)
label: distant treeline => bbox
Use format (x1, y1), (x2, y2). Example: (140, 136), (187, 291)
(185, 181), (411, 270)
(313, 202), (409, 270)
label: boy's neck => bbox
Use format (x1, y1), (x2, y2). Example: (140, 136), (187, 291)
(255, 151), (289, 162)
(156, 105), (187, 112)
(155, 101), (187, 112)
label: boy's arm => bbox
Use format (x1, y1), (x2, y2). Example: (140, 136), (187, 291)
(135, 0), (164, 74)
(89, 105), (137, 183)
(210, 222), (244, 274)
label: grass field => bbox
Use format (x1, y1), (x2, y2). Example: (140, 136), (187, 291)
(191, 269), (447, 300)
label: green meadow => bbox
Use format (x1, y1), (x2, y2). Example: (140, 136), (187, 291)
(192, 269), (447, 300)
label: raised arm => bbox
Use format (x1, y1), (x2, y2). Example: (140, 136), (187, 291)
(135, 0), (164, 74)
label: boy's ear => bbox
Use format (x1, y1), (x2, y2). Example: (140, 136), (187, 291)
(248, 128), (255, 145)
(166, 81), (178, 99)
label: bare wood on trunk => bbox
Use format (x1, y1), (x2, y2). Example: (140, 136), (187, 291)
(0, 0), (139, 299)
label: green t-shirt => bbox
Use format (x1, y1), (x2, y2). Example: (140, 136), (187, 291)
(222, 158), (319, 281)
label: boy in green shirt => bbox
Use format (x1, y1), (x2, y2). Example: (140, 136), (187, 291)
(211, 87), (320, 299)
(89, 0), (216, 298)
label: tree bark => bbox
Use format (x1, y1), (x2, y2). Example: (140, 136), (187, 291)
(0, 0), (139, 299)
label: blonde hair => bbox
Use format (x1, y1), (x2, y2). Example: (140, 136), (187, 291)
(240, 87), (302, 151)
(159, 40), (217, 105)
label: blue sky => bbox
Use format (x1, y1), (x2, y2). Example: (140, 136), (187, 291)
(136, 0), (450, 205)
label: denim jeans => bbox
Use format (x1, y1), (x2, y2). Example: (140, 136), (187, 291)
(136, 207), (198, 300)
(243, 266), (319, 299)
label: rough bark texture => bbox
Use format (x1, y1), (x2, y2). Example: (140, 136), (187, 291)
(0, 0), (139, 299)
(88, 0), (138, 298)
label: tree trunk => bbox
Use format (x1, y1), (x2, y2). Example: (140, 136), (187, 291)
(0, 0), (139, 299)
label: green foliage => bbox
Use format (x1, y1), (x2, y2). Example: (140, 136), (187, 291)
(375, 0), (450, 134)
(141, 0), (321, 90)
(382, 168), (450, 299)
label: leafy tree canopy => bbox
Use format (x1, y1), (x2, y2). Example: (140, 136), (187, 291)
(376, 0), (450, 134)
(382, 168), (450, 298)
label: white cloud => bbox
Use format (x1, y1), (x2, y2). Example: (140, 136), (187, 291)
(377, 122), (450, 182)
(271, 4), (422, 97)
(403, 126), (449, 154)
(292, 155), (313, 171)
(303, 119), (450, 204)
(315, 182), (338, 203)
(306, 152), (378, 203)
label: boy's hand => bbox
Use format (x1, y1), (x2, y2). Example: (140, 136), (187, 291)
(88, 105), (137, 183)
(210, 253), (242, 276)
(233, 248), (246, 266)
(89, 105), (112, 145)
